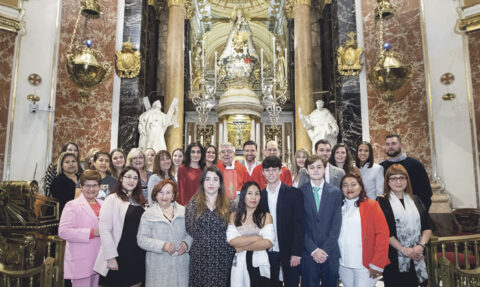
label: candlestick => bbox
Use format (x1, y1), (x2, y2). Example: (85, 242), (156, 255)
(287, 135), (291, 152)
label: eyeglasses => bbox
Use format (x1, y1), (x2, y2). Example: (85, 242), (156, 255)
(83, 184), (99, 189)
(389, 176), (407, 182)
(123, 175), (139, 181)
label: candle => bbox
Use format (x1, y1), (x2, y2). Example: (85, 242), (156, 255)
(189, 50), (192, 87)
(188, 135), (191, 145)
(200, 136), (204, 146)
(272, 37), (276, 82)
(263, 134), (266, 151)
(284, 48), (288, 80)
(274, 135), (277, 143)
(211, 134), (215, 146)
(260, 48), (264, 82)
(214, 51), (217, 81)
(287, 135), (291, 152)
(202, 39), (205, 71)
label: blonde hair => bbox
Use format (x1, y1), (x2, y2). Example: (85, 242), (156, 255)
(126, 148), (146, 171)
(293, 148), (309, 178)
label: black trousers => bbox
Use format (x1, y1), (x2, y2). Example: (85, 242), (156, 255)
(267, 251), (301, 287)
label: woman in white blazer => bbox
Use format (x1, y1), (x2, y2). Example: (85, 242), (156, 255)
(93, 167), (147, 287)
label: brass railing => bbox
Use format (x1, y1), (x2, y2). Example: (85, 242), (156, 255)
(427, 234), (480, 287)
(0, 257), (54, 287)
(0, 235), (65, 287)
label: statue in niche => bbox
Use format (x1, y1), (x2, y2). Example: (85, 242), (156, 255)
(298, 100), (339, 152)
(138, 99), (179, 152)
(275, 42), (287, 91)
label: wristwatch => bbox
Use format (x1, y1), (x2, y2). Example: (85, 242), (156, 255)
(417, 241), (426, 248)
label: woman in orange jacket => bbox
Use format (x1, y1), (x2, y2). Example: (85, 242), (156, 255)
(338, 173), (390, 287)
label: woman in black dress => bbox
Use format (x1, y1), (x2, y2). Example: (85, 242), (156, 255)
(185, 166), (235, 287)
(377, 164), (434, 287)
(51, 152), (79, 216)
(94, 166), (147, 287)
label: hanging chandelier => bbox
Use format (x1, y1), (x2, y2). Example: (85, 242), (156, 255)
(261, 36), (288, 126)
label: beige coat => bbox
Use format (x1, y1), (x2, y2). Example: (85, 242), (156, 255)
(137, 202), (192, 287)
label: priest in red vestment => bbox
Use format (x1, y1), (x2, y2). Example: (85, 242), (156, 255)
(250, 140), (292, 189)
(216, 142), (248, 200)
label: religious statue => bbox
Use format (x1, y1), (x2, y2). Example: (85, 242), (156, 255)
(138, 99), (179, 152)
(298, 100), (339, 153)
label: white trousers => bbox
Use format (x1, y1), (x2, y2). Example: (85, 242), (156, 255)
(339, 265), (380, 287)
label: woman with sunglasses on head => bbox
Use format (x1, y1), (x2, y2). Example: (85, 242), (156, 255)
(227, 181), (274, 287)
(377, 164), (434, 287)
(177, 143), (205, 205)
(94, 167), (147, 287)
(338, 173), (390, 287)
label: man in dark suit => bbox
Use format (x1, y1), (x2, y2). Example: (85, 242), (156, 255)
(259, 156), (305, 287)
(300, 155), (342, 287)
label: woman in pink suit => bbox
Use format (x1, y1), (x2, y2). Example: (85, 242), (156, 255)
(59, 170), (103, 287)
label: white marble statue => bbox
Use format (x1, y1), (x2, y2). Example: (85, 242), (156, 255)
(298, 100), (339, 153)
(138, 99), (179, 152)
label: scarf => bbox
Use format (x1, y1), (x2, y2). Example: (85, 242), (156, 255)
(389, 192), (428, 283)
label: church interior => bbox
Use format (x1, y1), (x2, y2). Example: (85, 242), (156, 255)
(1, 0), (480, 285)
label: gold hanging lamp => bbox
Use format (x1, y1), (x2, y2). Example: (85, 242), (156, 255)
(368, 0), (412, 103)
(65, 2), (111, 102)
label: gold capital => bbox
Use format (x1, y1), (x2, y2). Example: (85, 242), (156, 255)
(167, 0), (185, 7)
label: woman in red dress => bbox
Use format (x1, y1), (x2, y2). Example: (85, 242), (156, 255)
(177, 143), (205, 205)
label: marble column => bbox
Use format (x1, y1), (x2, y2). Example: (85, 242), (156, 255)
(165, 0), (186, 152)
(293, 0), (314, 152)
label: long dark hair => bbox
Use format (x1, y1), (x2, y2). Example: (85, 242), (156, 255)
(113, 166), (146, 205)
(191, 166), (230, 225)
(340, 173), (367, 207)
(183, 142), (205, 168)
(234, 181), (266, 228)
(205, 144), (218, 165)
(355, 141), (374, 168)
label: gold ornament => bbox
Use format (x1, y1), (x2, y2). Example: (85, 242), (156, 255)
(337, 32), (363, 76)
(115, 40), (141, 78)
(66, 43), (112, 101)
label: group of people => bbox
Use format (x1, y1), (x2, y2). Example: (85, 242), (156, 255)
(47, 133), (434, 287)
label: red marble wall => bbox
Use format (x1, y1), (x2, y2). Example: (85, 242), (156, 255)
(0, 30), (17, 180)
(469, 30), (480, 168)
(52, 0), (117, 161)
(361, 0), (432, 174)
